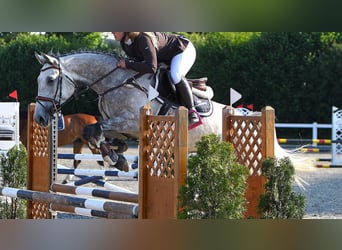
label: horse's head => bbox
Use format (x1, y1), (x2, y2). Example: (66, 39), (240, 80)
(34, 52), (76, 127)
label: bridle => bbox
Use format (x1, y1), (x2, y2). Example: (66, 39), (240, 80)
(35, 62), (79, 117)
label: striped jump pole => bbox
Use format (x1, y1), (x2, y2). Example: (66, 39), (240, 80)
(57, 164), (138, 187)
(51, 183), (138, 203)
(300, 148), (321, 153)
(57, 167), (138, 178)
(316, 158), (331, 162)
(58, 153), (138, 162)
(0, 186), (137, 216)
(278, 138), (342, 144)
(66, 175), (136, 193)
(58, 165), (137, 192)
(50, 204), (114, 219)
(58, 153), (138, 169)
(89, 179), (136, 193)
(72, 175), (103, 186)
(316, 164), (342, 168)
(50, 204), (137, 219)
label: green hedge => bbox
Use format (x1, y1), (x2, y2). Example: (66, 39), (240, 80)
(0, 32), (114, 115)
(1, 32), (342, 127)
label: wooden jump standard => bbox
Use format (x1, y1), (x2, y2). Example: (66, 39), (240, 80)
(26, 103), (188, 219)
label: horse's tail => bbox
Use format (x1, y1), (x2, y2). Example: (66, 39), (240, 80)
(274, 129), (317, 172)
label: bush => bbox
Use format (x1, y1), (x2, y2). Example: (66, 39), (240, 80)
(178, 134), (248, 219)
(0, 143), (27, 219)
(258, 157), (305, 219)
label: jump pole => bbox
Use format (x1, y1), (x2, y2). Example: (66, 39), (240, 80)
(62, 173), (136, 193)
(58, 153), (138, 162)
(50, 203), (136, 219)
(0, 186), (137, 215)
(51, 183), (138, 203)
(57, 167), (138, 178)
(50, 203), (110, 218)
(277, 138), (342, 144)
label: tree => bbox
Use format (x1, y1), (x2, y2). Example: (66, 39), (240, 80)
(258, 157), (305, 219)
(0, 143), (27, 219)
(178, 134), (248, 219)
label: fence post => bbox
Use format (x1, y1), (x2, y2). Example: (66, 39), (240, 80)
(138, 105), (149, 219)
(175, 106), (188, 212)
(222, 105), (275, 218)
(27, 103), (52, 219)
(138, 105), (188, 218)
(261, 106), (275, 158)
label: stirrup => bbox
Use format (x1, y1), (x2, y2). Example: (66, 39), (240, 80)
(188, 109), (203, 130)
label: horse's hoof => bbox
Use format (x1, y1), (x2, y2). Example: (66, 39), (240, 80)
(114, 155), (129, 172)
(100, 142), (118, 165)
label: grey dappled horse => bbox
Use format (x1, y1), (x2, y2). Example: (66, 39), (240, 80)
(33, 52), (225, 167)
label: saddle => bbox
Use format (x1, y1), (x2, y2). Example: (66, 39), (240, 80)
(153, 66), (214, 117)
(188, 77), (208, 91)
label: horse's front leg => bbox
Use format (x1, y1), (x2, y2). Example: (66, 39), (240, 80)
(83, 122), (129, 172)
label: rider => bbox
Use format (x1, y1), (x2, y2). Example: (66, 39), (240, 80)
(112, 32), (199, 125)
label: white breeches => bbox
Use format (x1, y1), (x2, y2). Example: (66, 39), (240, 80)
(169, 41), (196, 84)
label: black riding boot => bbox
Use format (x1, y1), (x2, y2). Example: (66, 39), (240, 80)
(175, 78), (199, 124)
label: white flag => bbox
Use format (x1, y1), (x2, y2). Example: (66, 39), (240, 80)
(230, 88), (242, 106)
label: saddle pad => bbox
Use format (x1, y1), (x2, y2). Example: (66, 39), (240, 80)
(194, 97), (213, 117)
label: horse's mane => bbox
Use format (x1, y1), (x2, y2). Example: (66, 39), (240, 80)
(48, 50), (122, 60)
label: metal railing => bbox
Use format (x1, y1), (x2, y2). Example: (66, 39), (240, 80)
(275, 122), (331, 141)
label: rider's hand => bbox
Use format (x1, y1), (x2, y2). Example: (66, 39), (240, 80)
(117, 59), (127, 69)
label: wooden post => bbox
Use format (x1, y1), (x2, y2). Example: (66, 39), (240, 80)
(174, 106), (188, 216)
(138, 105), (149, 219)
(26, 103), (52, 219)
(261, 106), (275, 158)
(222, 106), (234, 142)
(222, 105), (275, 218)
(138, 105), (188, 218)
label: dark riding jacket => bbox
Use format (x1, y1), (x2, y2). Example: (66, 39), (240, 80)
(120, 32), (189, 74)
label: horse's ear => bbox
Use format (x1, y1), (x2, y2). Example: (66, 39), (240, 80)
(35, 52), (59, 66)
(35, 52), (46, 65)
(44, 53), (59, 66)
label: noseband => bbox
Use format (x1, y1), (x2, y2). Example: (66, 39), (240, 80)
(35, 64), (66, 117)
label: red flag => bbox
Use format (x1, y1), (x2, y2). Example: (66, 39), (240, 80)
(246, 104), (254, 111)
(236, 104), (244, 108)
(8, 90), (18, 101)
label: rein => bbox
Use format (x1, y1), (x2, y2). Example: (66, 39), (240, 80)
(99, 72), (148, 97)
(62, 66), (121, 107)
